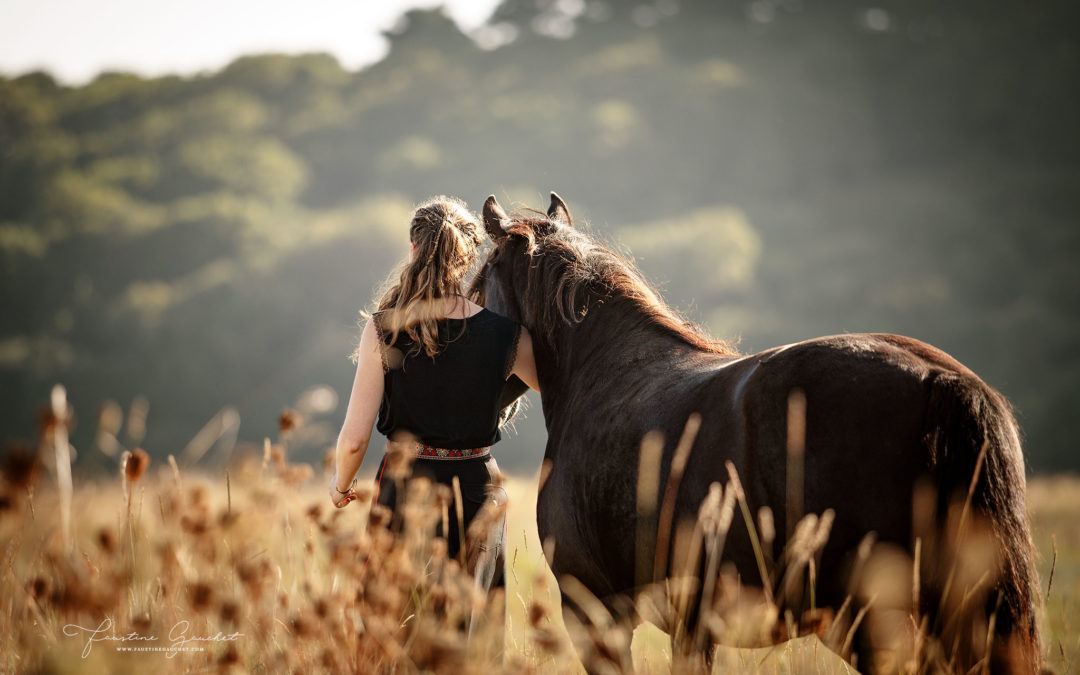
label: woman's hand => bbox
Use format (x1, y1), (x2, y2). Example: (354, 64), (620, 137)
(330, 472), (358, 508)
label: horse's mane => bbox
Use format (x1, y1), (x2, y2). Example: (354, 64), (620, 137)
(502, 214), (739, 357)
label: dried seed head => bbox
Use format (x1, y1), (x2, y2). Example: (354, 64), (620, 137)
(758, 506), (775, 548)
(131, 613), (152, 634)
(787, 513), (820, 562)
(219, 645), (240, 666)
(697, 482), (724, 535)
(385, 444), (416, 480)
(97, 528), (118, 554)
(369, 504), (393, 529)
(125, 448), (150, 482)
(36, 394), (73, 439)
(279, 409), (303, 434)
(27, 576), (51, 600)
(953, 517), (1003, 591)
(528, 602), (548, 627)
(269, 444), (287, 472)
(220, 601), (239, 625)
(429, 537), (448, 561)
(434, 484), (452, 506)
(1, 440), (40, 490)
(289, 612), (312, 637)
(189, 484), (209, 508)
(718, 483), (737, 533)
(189, 582), (214, 611)
(859, 545), (915, 612)
(810, 509), (835, 554)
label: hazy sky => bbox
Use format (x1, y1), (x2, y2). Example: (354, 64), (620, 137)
(0, 0), (502, 84)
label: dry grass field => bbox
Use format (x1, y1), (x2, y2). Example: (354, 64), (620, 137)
(1, 407), (1077, 674)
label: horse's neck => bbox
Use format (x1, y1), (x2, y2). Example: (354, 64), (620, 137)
(538, 296), (697, 400)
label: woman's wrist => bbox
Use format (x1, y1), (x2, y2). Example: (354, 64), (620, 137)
(335, 475), (357, 493)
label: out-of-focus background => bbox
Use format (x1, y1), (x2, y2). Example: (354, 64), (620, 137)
(2, 0), (1077, 477)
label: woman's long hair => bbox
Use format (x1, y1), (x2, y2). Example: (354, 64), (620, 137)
(352, 196), (484, 363)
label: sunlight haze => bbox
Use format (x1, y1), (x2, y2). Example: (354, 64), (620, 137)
(0, 0), (502, 83)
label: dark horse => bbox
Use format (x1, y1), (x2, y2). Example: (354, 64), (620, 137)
(471, 193), (1041, 674)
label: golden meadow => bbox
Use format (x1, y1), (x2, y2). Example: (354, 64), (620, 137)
(1, 386), (1077, 674)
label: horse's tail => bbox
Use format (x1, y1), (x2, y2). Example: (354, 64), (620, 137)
(922, 370), (1041, 674)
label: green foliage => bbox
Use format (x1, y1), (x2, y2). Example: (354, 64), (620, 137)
(178, 135), (309, 199)
(1, 2), (1077, 474)
(617, 207), (761, 296)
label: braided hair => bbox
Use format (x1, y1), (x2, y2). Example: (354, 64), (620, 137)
(356, 196), (484, 362)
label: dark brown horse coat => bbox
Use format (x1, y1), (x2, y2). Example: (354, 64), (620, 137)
(473, 194), (1040, 674)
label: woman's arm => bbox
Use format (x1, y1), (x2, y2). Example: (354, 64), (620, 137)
(511, 327), (540, 393)
(331, 317), (384, 507)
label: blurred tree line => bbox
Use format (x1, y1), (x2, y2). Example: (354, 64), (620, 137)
(1, 0), (1077, 475)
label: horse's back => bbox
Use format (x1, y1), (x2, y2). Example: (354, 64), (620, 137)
(561, 333), (966, 591)
(681, 334), (940, 572)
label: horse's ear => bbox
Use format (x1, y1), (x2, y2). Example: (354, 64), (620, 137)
(482, 195), (508, 241)
(548, 191), (572, 228)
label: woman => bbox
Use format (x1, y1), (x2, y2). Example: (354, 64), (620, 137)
(328, 195), (539, 592)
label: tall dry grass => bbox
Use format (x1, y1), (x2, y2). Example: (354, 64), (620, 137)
(0, 392), (1075, 674)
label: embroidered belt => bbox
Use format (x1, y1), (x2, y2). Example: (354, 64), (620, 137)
(413, 443), (491, 460)
(414, 442), (492, 457)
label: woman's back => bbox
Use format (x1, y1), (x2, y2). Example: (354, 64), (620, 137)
(374, 305), (521, 450)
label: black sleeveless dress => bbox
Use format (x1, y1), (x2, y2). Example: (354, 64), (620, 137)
(371, 307), (521, 588)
